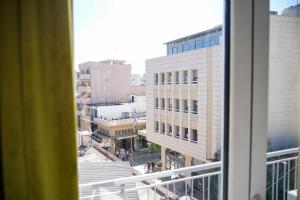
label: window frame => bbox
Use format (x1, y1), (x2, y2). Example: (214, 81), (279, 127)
(225, 0), (269, 199)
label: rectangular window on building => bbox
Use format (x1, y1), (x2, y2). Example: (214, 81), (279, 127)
(167, 72), (172, 84)
(154, 73), (158, 85)
(167, 98), (172, 111)
(174, 125), (180, 138)
(155, 98), (159, 109)
(161, 98), (165, 110)
(190, 41), (195, 50)
(182, 70), (188, 84)
(167, 47), (172, 55)
(192, 100), (198, 114)
(167, 124), (172, 136)
(175, 71), (180, 84)
(177, 45), (183, 53)
(183, 43), (189, 52)
(172, 47), (177, 54)
(182, 127), (188, 140)
(161, 123), (165, 134)
(195, 39), (203, 49)
(203, 37), (209, 47)
(175, 99), (180, 111)
(192, 69), (198, 83)
(183, 99), (188, 112)
(191, 129), (198, 143)
(154, 121), (159, 132)
(160, 73), (165, 85)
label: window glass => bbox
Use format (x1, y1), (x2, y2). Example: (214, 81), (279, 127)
(167, 72), (172, 83)
(191, 129), (198, 143)
(161, 73), (165, 84)
(183, 43), (189, 51)
(154, 121), (159, 132)
(161, 98), (165, 110)
(155, 97), (159, 108)
(182, 70), (188, 83)
(266, 1), (300, 199)
(192, 69), (198, 82)
(172, 47), (177, 54)
(183, 99), (188, 112)
(175, 71), (180, 83)
(161, 122), (165, 134)
(167, 98), (172, 110)
(175, 125), (180, 138)
(154, 73), (158, 85)
(175, 99), (180, 111)
(75, 0), (225, 199)
(177, 45), (183, 53)
(192, 100), (198, 114)
(182, 127), (188, 140)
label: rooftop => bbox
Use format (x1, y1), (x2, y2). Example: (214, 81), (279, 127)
(164, 24), (222, 45)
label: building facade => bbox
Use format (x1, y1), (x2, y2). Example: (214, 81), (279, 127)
(131, 74), (146, 85)
(146, 25), (223, 166)
(77, 59), (132, 104)
(267, 13), (300, 150)
(146, 12), (300, 169)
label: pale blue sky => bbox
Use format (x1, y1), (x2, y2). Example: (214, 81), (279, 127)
(73, 0), (298, 74)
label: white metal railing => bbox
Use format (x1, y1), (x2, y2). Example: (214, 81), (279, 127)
(79, 147), (298, 200)
(266, 147), (299, 200)
(94, 117), (146, 127)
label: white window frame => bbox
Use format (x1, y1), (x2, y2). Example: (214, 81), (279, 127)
(227, 0), (269, 199)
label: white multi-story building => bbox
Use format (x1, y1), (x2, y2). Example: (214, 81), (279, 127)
(146, 12), (300, 169)
(146, 26), (223, 169)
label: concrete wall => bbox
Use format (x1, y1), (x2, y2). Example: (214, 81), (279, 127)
(268, 15), (300, 150)
(96, 102), (145, 120)
(79, 60), (131, 104)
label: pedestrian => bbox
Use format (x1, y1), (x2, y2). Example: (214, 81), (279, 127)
(151, 161), (155, 172)
(147, 161), (151, 173)
(126, 150), (129, 160)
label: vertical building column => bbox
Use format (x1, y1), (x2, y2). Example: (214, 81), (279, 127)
(188, 70), (192, 142)
(185, 154), (192, 168)
(185, 155), (193, 188)
(161, 146), (166, 171)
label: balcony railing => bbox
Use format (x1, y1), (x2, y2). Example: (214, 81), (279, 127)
(77, 98), (91, 104)
(79, 73), (91, 79)
(94, 117), (146, 127)
(79, 147), (298, 200)
(78, 86), (92, 93)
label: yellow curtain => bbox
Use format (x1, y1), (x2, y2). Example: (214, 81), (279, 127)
(0, 0), (78, 199)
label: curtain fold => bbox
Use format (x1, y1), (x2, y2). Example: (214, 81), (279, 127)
(0, 0), (78, 199)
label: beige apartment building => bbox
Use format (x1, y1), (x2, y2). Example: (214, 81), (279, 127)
(77, 59), (132, 104)
(146, 12), (299, 169)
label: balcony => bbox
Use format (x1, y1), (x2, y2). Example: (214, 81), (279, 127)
(79, 147), (298, 200)
(79, 73), (91, 80)
(94, 117), (146, 128)
(78, 86), (92, 93)
(77, 98), (91, 104)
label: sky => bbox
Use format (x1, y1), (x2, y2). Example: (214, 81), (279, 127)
(73, 0), (298, 74)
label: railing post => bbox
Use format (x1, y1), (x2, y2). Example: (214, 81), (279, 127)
(120, 184), (127, 200)
(282, 162), (287, 200)
(218, 174), (222, 200)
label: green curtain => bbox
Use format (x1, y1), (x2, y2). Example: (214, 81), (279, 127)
(0, 0), (78, 199)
